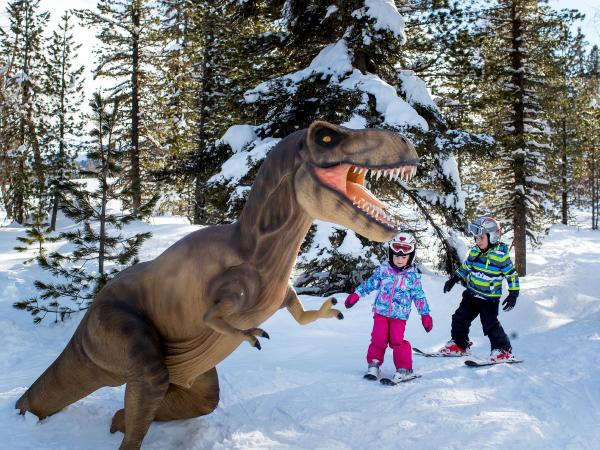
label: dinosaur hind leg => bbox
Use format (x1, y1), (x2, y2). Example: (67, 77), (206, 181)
(110, 367), (219, 434)
(15, 333), (112, 419)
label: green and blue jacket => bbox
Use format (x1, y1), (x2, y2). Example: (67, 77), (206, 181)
(455, 243), (520, 301)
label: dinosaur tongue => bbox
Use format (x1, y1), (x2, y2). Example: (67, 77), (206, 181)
(312, 164), (387, 210)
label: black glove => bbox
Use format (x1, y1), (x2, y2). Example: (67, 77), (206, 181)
(443, 274), (460, 293)
(502, 291), (519, 311)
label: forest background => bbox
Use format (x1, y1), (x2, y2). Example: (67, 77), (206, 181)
(1, 0), (599, 322)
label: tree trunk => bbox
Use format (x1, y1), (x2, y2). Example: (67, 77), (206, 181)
(561, 119), (568, 225)
(130, 0), (141, 213)
(510, 4), (527, 276)
(22, 6), (45, 206)
(193, 13), (214, 225)
(50, 30), (69, 231)
(14, 158), (25, 224)
(26, 99), (45, 196)
(99, 112), (108, 276)
(592, 155), (597, 230)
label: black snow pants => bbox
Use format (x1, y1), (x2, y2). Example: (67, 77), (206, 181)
(451, 289), (511, 351)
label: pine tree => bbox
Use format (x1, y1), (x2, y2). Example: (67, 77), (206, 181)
(13, 203), (59, 263)
(578, 46), (600, 229)
(0, 0), (49, 223)
(476, 0), (569, 275)
(14, 93), (155, 323)
(151, 0), (278, 223)
(209, 0), (476, 294)
(44, 10), (86, 230)
(544, 24), (586, 225)
(77, 0), (160, 214)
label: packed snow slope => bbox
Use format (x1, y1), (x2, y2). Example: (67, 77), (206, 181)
(1, 214), (599, 450)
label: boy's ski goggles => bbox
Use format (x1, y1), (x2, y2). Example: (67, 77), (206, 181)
(390, 242), (415, 255)
(467, 223), (485, 237)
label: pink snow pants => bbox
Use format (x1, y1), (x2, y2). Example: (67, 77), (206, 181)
(366, 313), (412, 370)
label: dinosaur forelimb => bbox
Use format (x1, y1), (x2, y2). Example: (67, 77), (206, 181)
(203, 299), (269, 350)
(284, 287), (344, 325)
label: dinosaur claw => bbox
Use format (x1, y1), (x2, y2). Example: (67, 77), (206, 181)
(337, 312), (344, 320)
(262, 331), (270, 339)
(254, 340), (262, 350)
(330, 298), (338, 305)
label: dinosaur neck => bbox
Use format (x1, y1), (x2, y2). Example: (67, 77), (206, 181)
(238, 130), (312, 270)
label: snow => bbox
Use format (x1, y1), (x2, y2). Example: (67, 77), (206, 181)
(324, 5), (338, 19)
(398, 70), (439, 111)
(341, 71), (428, 130)
(218, 125), (257, 153)
(2, 211), (600, 449)
(335, 230), (365, 257)
(243, 39), (428, 131)
(353, 0), (406, 43)
(307, 40), (354, 75)
(340, 114), (367, 130)
(209, 138), (280, 185)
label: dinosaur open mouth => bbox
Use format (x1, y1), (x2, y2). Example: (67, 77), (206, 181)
(312, 163), (417, 229)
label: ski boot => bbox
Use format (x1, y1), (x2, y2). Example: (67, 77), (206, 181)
(364, 360), (380, 380)
(438, 339), (472, 356)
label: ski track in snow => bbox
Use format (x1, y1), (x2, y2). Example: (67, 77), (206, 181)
(0, 215), (599, 449)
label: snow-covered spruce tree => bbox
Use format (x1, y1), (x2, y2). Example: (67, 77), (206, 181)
(544, 25), (586, 225)
(0, 56), (23, 218)
(44, 10), (86, 230)
(0, 0), (49, 223)
(400, 0), (498, 221)
(578, 46), (600, 229)
(14, 93), (155, 323)
(476, 0), (571, 275)
(77, 0), (160, 214)
(151, 0), (265, 224)
(13, 203), (59, 263)
(148, 0), (201, 218)
(209, 0), (478, 294)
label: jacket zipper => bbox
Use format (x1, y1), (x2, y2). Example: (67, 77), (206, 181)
(387, 272), (407, 317)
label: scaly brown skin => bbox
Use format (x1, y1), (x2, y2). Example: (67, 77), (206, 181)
(15, 121), (419, 450)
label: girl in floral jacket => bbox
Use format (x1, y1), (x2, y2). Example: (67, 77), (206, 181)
(345, 233), (432, 383)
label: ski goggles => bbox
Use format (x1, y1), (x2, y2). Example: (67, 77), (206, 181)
(390, 242), (415, 255)
(467, 222), (485, 237)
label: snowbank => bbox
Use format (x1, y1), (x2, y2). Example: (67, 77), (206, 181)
(1, 213), (599, 449)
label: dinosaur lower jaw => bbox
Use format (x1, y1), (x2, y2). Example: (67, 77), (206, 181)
(312, 163), (417, 230)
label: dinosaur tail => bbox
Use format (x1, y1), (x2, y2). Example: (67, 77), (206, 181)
(15, 326), (107, 419)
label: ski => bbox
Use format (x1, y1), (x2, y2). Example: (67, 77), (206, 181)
(412, 347), (467, 358)
(363, 373), (378, 381)
(464, 359), (523, 367)
(380, 374), (422, 385)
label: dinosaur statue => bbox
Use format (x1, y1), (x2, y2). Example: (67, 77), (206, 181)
(15, 120), (418, 450)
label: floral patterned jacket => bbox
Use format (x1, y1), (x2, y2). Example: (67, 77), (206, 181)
(355, 262), (430, 320)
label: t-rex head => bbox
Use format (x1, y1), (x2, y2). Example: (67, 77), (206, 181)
(295, 120), (419, 242)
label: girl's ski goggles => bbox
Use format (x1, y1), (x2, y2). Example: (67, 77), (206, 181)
(390, 242), (415, 255)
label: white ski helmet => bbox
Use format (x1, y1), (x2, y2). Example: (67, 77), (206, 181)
(468, 216), (502, 245)
(388, 232), (416, 267)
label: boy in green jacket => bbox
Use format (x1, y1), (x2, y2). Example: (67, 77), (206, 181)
(440, 216), (520, 362)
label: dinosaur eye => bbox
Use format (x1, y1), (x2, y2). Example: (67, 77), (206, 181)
(314, 126), (341, 147)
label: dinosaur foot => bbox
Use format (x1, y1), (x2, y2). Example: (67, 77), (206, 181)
(322, 297), (344, 320)
(243, 328), (269, 350)
(110, 408), (125, 434)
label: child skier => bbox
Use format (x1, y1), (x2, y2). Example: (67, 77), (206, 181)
(344, 232), (432, 384)
(440, 216), (520, 362)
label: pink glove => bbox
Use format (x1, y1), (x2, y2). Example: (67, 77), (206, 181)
(421, 315), (433, 333)
(345, 293), (360, 309)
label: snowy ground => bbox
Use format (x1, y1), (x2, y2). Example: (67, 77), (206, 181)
(1, 213), (599, 449)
